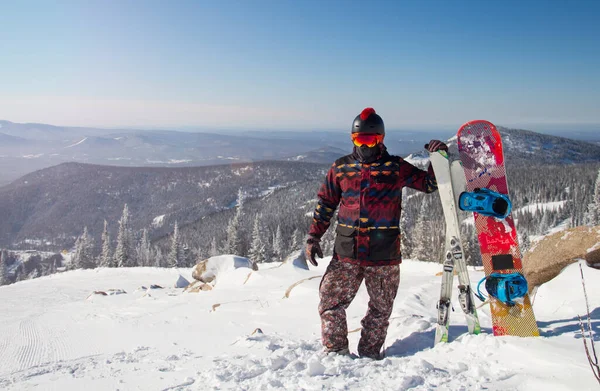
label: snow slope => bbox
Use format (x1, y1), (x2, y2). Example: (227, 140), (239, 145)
(0, 258), (599, 390)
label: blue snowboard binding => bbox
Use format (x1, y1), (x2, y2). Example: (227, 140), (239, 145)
(475, 273), (528, 306)
(459, 188), (512, 219)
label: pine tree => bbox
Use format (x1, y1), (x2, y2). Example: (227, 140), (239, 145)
(225, 201), (243, 255)
(115, 204), (135, 267)
(168, 221), (180, 268)
(400, 197), (414, 258)
(181, 244), (190, 267)
(273, 225), (285, 260)
(154, 247), (164, 267)
(584, 168), (600, 226)
(72, 227), (96, 269)
(321, 221), (336, 256)
(0, 250), (9, 286)
(72, 234), (84, 270)
(28, 268), (39, 280)
(137, 229), (151, 267)
(83, 227), (96, 269)
(519, 231), (531, 254)
(412, 198), (429, 261)
(290, 228), (301, 252)
(100, 220), (113, 268)
(539, 211), (550, 235)
(249, 216), (266, 264)
(209, 237), (219, 257)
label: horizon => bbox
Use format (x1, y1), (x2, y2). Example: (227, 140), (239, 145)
(2, 118), (600, 139)
(1, 1), (599, 130)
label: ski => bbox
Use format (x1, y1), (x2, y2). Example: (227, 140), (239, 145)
(457, 120), (539, 337)
(429, 149), (480, 344)
(449, 161), (481, 336)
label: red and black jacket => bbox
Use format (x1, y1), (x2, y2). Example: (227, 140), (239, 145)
(308, 145), (437, 266)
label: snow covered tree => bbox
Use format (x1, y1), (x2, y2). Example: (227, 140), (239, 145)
(224, 193), (244, 255)
(0, 250), (9, 286)
(321, 221), (336, 257)
(209, 237), (219, 257)
(248, 216), (267, 264)
(539, 211), (550, 234)
(519, 231), (531, 254)
(584, 168), (600, 226)
(154, 247), (164, 267)
(115, 204), (135, 267)
(273, 225), (285, 260)
(412, 198), (430, 261)
(137, 228), (151, 267)
(181, 244), (190, 267)
(72, 227), (96, 269)
(167, 221), (180, 268)
(290, 228), (301, 252)
(100, 220), (113, 268)
(27, 268), (39, 280)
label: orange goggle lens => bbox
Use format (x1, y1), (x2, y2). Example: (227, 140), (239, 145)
(351, 133), (384, 147)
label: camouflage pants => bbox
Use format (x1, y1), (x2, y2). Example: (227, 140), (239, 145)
(318, 258), (400, 358)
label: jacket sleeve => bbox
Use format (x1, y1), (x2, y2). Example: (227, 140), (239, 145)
(401, 161), (438, 193)
(308, 164), (341, 240)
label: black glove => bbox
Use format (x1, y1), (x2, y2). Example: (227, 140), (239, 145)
(425, 140), (448, 152)
(305, 237), (323, 266)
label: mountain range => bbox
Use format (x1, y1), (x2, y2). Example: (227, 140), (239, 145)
(0, 124), (599, 252)
(0, 120), (444, 186)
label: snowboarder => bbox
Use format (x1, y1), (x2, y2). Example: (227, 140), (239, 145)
(305, 107), (447, 359)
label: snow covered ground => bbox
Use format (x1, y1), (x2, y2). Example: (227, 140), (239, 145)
(0, 257), (599, 390)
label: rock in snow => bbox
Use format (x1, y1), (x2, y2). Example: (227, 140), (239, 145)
(174, 274), (189, 288)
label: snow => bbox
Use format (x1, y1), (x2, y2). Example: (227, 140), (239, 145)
(260, 185), (286, 197)
(530, 219), (572, 244)
(516, 201), (568, 215)
(64, 137), (87, 148)
(152, 214), (166, 228)
(0, 258), (599, 390)
(404, 154), (429, 166)
(195, 255), (255, 284)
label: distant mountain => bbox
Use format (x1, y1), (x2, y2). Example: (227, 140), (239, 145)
(284, 146), (350, 164)
(0, 120), (449, 186)
(0, 132), (31, 146)
(0, 161), (326, 250)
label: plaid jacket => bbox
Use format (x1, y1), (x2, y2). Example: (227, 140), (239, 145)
(308, 146), (437, 266)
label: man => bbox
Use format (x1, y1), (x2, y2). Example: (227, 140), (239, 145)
(305, 107), (447, 359)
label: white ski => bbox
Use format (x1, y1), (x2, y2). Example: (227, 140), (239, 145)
(429, 150), (480, 344)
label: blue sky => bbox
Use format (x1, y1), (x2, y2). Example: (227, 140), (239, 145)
(0, 0), (598, 132)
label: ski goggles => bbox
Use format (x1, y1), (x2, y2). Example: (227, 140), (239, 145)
(351, 133), (384, 147)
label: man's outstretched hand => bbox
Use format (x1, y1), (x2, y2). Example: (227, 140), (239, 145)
(305, 237), (323, 266)
(425, 140), (449, 152)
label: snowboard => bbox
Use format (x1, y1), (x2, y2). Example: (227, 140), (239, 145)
(429, 149), (480, 344)
(457, 120), (539, 337)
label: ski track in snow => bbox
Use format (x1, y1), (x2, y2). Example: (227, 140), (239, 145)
(0, 260), (598, 390)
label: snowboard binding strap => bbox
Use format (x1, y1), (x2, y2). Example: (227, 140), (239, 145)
(475, 272), (528, 306)
(459, 188), (512, 219)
